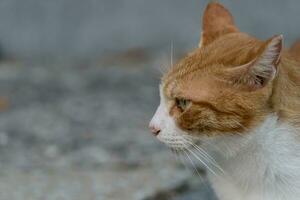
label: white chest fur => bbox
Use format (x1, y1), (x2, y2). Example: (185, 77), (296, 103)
(204, 115), (300, 200)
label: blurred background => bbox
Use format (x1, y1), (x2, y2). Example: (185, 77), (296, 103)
(0, 0), (299, 199)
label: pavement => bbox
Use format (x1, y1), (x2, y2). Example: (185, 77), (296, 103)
(0, 53), (217, 200)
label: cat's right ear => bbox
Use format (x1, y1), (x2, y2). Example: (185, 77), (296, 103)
(199, 2), (239, 47)
(223, 35), (283, 91)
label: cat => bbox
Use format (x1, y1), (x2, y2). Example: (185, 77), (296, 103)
(149, 2), (300, 200)
(290, 39), (300, 61)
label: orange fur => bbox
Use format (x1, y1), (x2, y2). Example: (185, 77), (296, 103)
(290, 39), (300, 61)
(161, 2), (300, 136)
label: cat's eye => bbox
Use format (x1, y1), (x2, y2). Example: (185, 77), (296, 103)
(175, 98), (190, 111)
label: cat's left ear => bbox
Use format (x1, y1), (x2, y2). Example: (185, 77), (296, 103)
(199, 2), (239, 47)
(224, 35), (283, 91)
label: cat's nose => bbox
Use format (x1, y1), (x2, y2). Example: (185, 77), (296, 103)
(149, 124), (161, 136)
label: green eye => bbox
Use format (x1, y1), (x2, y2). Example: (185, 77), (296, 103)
(175, 98), (190, 111)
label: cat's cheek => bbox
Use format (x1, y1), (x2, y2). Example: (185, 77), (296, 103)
(175, 113), (196, 133)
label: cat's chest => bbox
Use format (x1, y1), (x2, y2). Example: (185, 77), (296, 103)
(208, 116), (300, 199)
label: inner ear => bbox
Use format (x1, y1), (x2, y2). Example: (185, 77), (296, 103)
(223, 35), (283, 90)
(199, 2), (239, 47)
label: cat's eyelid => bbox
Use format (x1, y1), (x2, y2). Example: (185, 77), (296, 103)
(174, 96), (191, 102)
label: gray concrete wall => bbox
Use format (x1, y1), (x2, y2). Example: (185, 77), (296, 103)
(0, 0), (299, 60)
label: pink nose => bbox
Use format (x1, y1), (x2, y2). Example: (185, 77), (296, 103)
(149, 124), (161, 136)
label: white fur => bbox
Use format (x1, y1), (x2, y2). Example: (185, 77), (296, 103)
(149, 85), (187, 149)
(205, 116), (300, 200)
(150, 86), (300, 200)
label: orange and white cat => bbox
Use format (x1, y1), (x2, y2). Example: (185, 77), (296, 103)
(149, 2), (300, 200)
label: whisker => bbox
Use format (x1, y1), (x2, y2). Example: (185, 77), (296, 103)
(173, 148), (191, 172)
(186, 147), (218, 176)
(181, 136), (218, 163)
(182, 136), (215, 161)
(181, 137), (224, 174)
(182, 148), (203, 178)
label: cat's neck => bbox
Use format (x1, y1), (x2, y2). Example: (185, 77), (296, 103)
(205, 115), (300, 199)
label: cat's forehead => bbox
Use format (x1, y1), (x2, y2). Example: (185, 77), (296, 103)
(162, 70), (230, 103)
(162, 34), (261, 87)
(161, 34), (263, 101)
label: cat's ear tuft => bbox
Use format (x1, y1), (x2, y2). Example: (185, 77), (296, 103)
(224, 35), (283, 90)
(262, 35), (283, 67)
(199, 2), (239, 47)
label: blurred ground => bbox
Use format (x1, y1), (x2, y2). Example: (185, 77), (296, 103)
(0, 52), (217, 200)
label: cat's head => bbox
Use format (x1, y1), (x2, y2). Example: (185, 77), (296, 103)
(149, 2), (283, 150)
